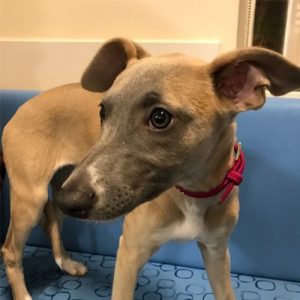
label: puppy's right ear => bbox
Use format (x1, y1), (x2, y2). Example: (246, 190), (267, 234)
(81, 38), (149, 92)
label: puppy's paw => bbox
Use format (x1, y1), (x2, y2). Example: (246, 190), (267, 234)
(56, 257), (88, 276)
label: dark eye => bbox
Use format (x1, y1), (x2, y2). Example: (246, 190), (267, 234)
(149, 108), (173, 129)
(99, 104), (106, 122)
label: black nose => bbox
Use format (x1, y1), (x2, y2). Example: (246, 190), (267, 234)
(56, 185), (96, 219)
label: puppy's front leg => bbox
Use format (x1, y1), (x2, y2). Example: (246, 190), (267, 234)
(198, 241), (235, 300)
(112, 234), (158, 300)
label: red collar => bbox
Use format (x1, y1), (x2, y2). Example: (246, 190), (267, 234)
(175, 143), (245, 204)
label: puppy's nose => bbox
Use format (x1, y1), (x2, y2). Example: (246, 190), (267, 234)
(56, 184), (96, 219)
(64, 190), (95, 219)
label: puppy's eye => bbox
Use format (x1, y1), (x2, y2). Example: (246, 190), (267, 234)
(99, 104), (106, 122)
(149, 108), (172, 129)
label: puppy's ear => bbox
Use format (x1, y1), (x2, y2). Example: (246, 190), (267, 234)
(81, 38), (149, 92)
(210, 47), (300, 112)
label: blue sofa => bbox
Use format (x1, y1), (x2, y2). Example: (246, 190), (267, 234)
(1, 90), (300, 300)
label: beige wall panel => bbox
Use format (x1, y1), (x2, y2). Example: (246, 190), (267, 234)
(0, 41), (219, 90)
(0, 0), (239, 89)
(1, 0), (239, 51)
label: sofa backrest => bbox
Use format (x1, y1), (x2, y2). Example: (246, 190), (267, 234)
(1, 90), (300, 282)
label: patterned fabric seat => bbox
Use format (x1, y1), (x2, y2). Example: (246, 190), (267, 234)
(1, 246), (299, 300)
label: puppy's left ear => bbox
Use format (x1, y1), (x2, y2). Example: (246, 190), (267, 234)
(210, 47), (300, 112)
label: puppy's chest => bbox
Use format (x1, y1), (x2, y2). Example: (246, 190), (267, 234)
(154, 198), (210, 243)
(172, 213), (205, 241)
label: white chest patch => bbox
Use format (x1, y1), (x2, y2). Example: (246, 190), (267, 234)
(178, 220), (203, 240)
(153, 197), (207, 243)
(172, 206), (205, 241)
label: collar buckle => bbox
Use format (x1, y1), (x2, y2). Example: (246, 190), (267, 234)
(235, 142), (242, 161)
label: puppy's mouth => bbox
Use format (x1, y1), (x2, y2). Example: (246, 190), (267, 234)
(58, 185), (168, 221)
(89, 185), (171, 220)
(60, 197), (142, 221)
(87, 200), (141, 220)
(65, 207), (91, 219)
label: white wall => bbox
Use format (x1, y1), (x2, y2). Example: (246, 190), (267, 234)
(0, 0), (240, 90)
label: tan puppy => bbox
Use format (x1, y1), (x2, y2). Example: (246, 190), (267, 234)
(2, 38), (300, 300)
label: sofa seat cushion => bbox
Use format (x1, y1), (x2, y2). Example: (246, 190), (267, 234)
(0, 246), (299, 300)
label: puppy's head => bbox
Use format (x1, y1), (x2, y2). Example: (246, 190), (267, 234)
(57, 38), (300, 220)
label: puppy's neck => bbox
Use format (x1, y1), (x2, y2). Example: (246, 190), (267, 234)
(177, 122), (236, 197)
